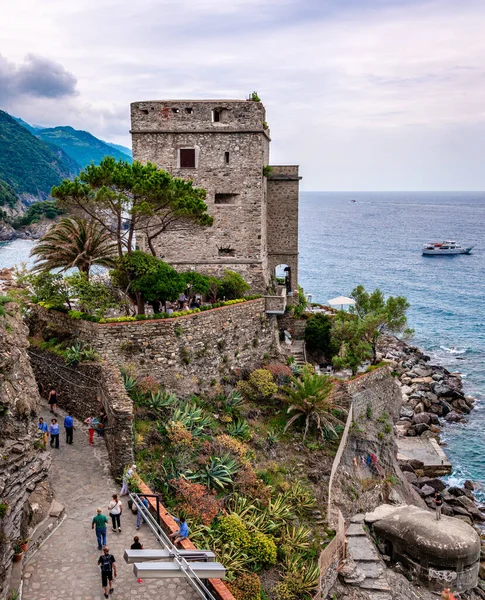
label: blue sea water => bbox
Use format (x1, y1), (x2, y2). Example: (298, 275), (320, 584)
(299, 191), (485, 498)
(1, 192), (484, 494)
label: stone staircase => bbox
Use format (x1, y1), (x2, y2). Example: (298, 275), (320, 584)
(343, 514), (392, 600)
(291, 340), (306, 366)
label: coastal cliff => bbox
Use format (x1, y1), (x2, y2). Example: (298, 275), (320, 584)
(0, 300), (51, 598)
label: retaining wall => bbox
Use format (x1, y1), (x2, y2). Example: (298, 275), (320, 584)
(347, 365), (401, 421)
(29, 300), (278, 396)
(29, 348), (134, 479)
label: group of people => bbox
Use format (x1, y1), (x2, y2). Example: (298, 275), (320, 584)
(91, 488), (189, 598)
(353, 453), (383, 477)
(37, 385), (108, 450)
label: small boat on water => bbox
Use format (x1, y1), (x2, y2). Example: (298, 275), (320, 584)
(422, 241), (474, 255)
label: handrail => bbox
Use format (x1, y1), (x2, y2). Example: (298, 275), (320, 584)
(129, 493), (219, 600)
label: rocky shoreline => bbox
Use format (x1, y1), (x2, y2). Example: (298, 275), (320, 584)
(382, 337), (485, 530)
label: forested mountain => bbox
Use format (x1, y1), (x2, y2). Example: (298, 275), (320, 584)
(36, 126), (132, 167)
(103, 141), (132, 158)
(0, 111), (80, 203)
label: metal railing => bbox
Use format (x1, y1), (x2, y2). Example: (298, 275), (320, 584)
(129, 492), (218, 600)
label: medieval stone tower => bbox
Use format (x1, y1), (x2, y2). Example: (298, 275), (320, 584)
(130, 99), (299, 294)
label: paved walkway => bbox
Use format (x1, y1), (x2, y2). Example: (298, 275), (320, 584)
(396, 436), (451, 476)
(22, 405), (199, 600)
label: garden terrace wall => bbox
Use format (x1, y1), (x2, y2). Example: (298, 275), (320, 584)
(29, 299), (279, 396)
(347, 365), (401, 421)
(28, 348), (134, 478)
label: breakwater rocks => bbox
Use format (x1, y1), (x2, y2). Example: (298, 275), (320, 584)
(383, 337), (475, 439)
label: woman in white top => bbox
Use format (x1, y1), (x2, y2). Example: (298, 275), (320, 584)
(108, 494), (123, 532)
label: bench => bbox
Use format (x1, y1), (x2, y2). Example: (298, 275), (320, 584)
(133, 560), (226, 579)
(124, 549), (216, 563)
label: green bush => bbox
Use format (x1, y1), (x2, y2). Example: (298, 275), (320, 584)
(219, 270), (250, 300)
(304, 313), (337, 359)
(248, 531), (277, 568)
(219, 514), (250, 550)
(237, 369), (277, 401)
(227, 572), (261, 600)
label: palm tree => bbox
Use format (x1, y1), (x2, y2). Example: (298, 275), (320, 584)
(283, 366), (347, 440)
(31, 217), (117, 278)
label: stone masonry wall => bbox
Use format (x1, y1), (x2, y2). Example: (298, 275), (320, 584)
(28, 348), (134, 479)
(131, 100), (270, 293)
(347, 365), (402, 421)
(266, 166), (300, 291)
(29, 299), (279, 396)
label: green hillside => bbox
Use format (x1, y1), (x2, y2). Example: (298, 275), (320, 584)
(0, 179), (18, 208)
(104, 141), (132, 158)
(37, 126), (132, 167)
(0, 111), (80, 200)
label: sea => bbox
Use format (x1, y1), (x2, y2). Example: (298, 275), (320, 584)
(1, 191), (484, 496)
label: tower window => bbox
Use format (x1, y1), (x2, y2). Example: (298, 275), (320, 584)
(215, 193), (239, 205)
(224, 152), (230, 165)
(185, 107), (194, 114)
(179, 148), (196, 168)
(212, 109), (221, 122)
(218, 247), (236, 256)
(172, 107), (180, 113)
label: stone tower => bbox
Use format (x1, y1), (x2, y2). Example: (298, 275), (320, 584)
(130, 99), (299, 294)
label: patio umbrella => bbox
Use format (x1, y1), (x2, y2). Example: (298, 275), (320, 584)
(328, 295), (356, 311)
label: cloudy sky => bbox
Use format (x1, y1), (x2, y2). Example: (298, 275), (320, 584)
(1, 0), (485, 190)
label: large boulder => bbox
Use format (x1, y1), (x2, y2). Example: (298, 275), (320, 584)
(419, 484), (436, 497)
(448, 487), (466, 497)
(404, 471), (418, 485)
(413, 413), (431, 425)
(417, 477), (446, 492)
(445, 411), (463, 423)
(414, 423), (430, 436)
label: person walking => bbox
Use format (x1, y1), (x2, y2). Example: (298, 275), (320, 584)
(136, 496), (149, 530)
(130, 536), (144, 550)
(98, 546), (116, 598)
(48, 387), (58, 416)
(92, 508), (109, 551)
(108, 494), (123, 533)
(49, 418), (60, 449)
(120, 464), (136, 496)
(434, 490), (443, 520)
(64, 412), (74, 444)
(38, 417), (48, 450)
(84, 415), (97, 446)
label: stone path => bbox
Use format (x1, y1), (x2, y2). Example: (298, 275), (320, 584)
(344, 514), (391, 597)
(396, 436), (451, 476)
(22, 405), (200, 600)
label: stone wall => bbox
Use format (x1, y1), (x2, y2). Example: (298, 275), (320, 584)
(131, 100), (270, 292)
(347, 365), (402, 421)
(29, 299), (279, 396)
(266, 166), (300, 292)
(28, 348), (134, 479)
(0, 303), (51, 598)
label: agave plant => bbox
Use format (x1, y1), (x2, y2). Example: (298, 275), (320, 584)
(64, 341), (84, 366)
(283, 366), (346, 440)
(283, 481), (316, 514)
(191, 454), (240, 491)
(279, 524), (313, 553)
(171, 402), (213, 436)
(266, 428), (280, 447)
(120, 368), (138, 393)
(227, 418), (252, 441)
(144, 391), (178, 413)
(224, 391), (245, 413)
(281, 555), (320, 596)
(262, 493), (294, 525)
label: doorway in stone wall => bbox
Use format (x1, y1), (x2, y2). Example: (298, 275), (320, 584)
(275, 264), (291, 293)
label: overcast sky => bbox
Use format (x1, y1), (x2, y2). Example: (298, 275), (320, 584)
(2, 0), (485, 191)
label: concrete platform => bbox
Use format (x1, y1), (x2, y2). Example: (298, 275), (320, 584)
(396, 436), (451, 476)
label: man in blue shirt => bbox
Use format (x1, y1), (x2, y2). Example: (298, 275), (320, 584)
(64, 413), (74, 445)
(38, 417), (48, 449)
(169, 516), (189, 546)
(49, 418), (60, 449)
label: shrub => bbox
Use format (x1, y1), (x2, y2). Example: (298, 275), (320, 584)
(248, 531), (277, 568)
(219, 270), (250, 300)
(265, 363), (292, 385)
(237, 369), (278, 401)
(227, 418), (252, 441)
(166, 421), (194, 448)
(138, 376), (159, 395)
(213, 434), (249, 461)
(227, 572), (261, 600)
(0, 502), (8, 518)
(170, 478), (222, 525)
(304, 313), (337, 358)
(234, 465), (271, 504)
(219, 514), (250, 550)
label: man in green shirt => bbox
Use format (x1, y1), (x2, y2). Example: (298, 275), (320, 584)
(92, 508), (109, 550)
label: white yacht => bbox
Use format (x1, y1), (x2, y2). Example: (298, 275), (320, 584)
(422, 241), (474, 255)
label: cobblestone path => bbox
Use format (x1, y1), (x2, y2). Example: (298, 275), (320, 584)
(22, 405), (199, 600)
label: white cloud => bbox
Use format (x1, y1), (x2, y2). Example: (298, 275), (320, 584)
(1, 0), (485, 189)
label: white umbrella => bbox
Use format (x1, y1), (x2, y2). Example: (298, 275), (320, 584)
(328, 295), (356, 311)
